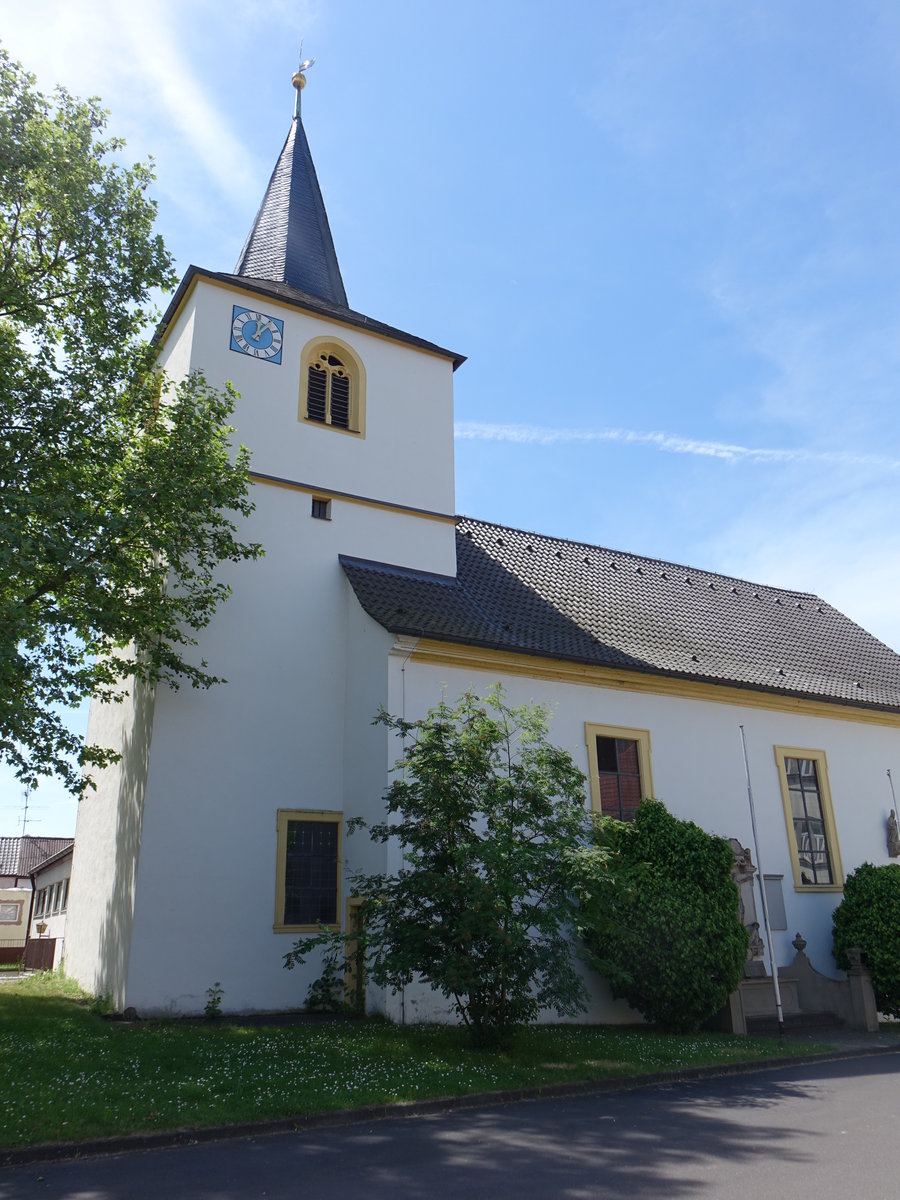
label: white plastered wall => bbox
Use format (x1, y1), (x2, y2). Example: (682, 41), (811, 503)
(65, 306), (198, 1005)
(389, 654), (900, 1023)
(65, 668), (156, 1007)
(120, 489), (451, 1014)
(159, 279), (458, 544)
(98, 276), (459, 1014)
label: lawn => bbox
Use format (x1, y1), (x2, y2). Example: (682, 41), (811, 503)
(1, 973), (825, 1149)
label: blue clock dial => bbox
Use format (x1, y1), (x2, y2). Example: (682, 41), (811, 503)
(230, 306), (284, 364)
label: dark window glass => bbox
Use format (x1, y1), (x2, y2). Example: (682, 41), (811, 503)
(596, 736), (618, 773)
(785, 757), (833, 885)
(284, 820), (339, 925)
(596, 736), (643, 820)
(311, 497), (330, 520)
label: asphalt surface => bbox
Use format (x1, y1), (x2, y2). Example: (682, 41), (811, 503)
(1, 1042), (899, 1199)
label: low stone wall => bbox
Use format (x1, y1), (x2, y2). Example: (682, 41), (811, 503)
(719, 944), (878, 1034)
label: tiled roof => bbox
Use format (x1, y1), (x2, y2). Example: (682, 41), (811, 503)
(0, 836), (74, 877)
(234, 116), (347, 306)
(341, 517), (900, 712)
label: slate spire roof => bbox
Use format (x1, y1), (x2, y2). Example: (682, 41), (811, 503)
(234, 78), (347, 307)
(341, 517), (900, 713)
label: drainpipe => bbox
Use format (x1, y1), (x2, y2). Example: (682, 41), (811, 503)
(397, 639), (417, 1028)
(23, 871), (37, 970)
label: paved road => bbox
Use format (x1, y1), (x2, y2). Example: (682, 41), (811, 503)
(2, 1054), (899, 1199)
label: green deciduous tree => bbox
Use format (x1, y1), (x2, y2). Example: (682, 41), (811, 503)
(0, 49), (261, 794)
(832, 862), (900, 1019)
(286, 688), (605, 1046)
(577, 800), (748, 1032)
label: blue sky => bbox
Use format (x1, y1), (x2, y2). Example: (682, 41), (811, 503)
(3, 0), (900, 837)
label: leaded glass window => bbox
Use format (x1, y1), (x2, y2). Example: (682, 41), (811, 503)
(784, 756), (833, 886)
(283, 819), (339, 926)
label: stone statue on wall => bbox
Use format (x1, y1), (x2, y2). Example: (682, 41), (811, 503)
(888, 810), (900, 858)
(728, 839), (766, 974)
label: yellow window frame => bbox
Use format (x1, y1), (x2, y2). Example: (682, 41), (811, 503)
(274, 809), (343, 932)
(773, 746), (844, 892)
(584, 723), (654, 815)
(299, 335), (367, 437)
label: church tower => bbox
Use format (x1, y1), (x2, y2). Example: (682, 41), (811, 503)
(65, 62), (464, 1014)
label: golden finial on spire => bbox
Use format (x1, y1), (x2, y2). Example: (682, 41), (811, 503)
(292, 41), (316, 117)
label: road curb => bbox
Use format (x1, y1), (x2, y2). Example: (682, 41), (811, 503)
(2, 1042), (899, 1168)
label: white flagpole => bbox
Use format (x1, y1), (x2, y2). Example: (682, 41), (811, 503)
(739, 725), (785, 1037)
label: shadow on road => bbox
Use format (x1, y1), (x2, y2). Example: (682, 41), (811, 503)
(1, 1054), (898, 1199)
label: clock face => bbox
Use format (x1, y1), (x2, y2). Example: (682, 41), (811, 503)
(230, 306), (284, 363)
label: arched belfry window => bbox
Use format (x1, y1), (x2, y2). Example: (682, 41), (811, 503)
(299, 337), (366, 436)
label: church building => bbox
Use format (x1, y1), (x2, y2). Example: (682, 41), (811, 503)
(64, 66), (900, 1025)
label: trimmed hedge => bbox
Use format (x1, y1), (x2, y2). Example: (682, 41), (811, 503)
(832, 862), (900, 1019)
(578, 799), (749, 1032)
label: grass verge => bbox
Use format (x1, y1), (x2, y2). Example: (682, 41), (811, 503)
(1, 973), (827, 1149)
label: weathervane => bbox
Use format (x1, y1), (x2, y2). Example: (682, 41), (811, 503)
(292, 41), (316, 118)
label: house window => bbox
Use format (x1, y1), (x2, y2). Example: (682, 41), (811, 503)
(585, 724), (654, 820)
(774, 747), (843, 891)
(311, 496), (331, 520)
(0, 901), (22, 924)
(299, 337), (366, 436)
(60, 879), (69, 913)
(274, 810), (342, 932)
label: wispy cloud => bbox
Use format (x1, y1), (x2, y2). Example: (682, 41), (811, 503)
(454, 421), (900, 472)
(0, 0), (287, 209)
(111, 6), (262, 207)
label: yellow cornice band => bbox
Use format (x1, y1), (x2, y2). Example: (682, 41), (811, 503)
(409, 640), (900, 727)
(250, 471), (457, 525)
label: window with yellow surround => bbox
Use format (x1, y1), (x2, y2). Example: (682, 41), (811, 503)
(774, 747), (843, 891)
(274, 809), (342, 932)
(299, 337), (366, 436)
(584, 723), (654, 820)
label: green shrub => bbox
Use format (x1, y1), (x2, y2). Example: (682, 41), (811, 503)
(832, 862), (900, 1018)
(577, 799), (748, 1032)
(304, 947), (349, 1013)
(204, 982), (224, 1019)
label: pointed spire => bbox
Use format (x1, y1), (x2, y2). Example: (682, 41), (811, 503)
(234, 53), (347, 308)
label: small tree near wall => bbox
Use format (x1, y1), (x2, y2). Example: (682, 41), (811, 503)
(286, 688), (606, 1046)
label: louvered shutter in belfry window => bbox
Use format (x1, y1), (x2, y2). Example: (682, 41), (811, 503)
(330, 372), (350, 427)
(307, 364), (327, 421)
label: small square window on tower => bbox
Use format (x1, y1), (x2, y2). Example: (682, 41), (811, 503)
(311, 496), (331, 520)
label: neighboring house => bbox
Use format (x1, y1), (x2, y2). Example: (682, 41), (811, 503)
(0, 837), (74, 967)
(28, 845), (74, 971)
(63, 70), (900, 1021)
